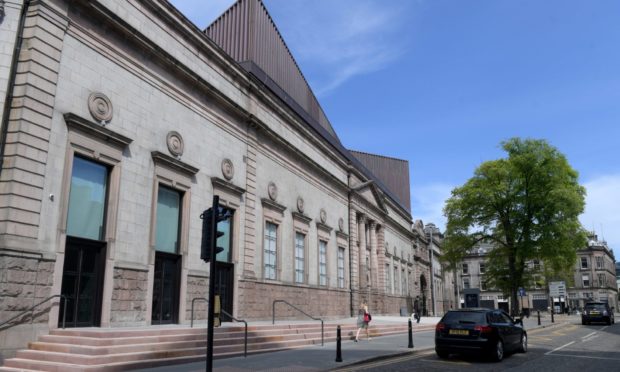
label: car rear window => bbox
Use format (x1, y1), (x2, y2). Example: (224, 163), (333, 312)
(441, 311), (487, 325)
(585, 303), (607, 310)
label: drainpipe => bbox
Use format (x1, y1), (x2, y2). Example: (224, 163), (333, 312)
(1, 0), (31, 177)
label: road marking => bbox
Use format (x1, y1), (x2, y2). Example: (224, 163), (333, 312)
(547, 353), (620, 362)
(582, 334), (600, 342)
(545, 340), (575, 355)
(332, 350), (433, 371)
(420, 358), (471, 365)
(581, 331), (596, 339)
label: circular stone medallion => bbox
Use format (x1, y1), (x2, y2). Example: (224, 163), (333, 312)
(268, 182), (278, 201)
(221, 158), (234, 180)
(338, 218), (344, 232)
(297, 197), (305, 213)
(88, 92), (113, 123)
(166, 131), (184, 157)
(319, 208), (327, 224)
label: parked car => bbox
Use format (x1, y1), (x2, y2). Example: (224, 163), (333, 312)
(581, 302), (615, 325)
(435, 308), (527, 362)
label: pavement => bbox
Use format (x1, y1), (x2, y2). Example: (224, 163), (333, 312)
(139, 312), (574, 372)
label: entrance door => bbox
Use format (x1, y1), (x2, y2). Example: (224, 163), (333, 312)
(59, 237), (105, 327)
(152, 252), (180, 324)
(215, 262), (234, 320)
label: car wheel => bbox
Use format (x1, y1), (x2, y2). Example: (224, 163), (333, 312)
(436, 350), (449, 359)
(491, 340), (504, 362)
(519, 334), (528, 353)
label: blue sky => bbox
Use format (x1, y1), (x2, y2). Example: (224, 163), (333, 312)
(170, 0), (620, 257)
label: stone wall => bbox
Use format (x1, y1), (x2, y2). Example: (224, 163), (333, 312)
(110, 267), (148, 325)
(0, 252), (55, 359)
(237, 280), (350, 320)
(185, 274), (208, 322)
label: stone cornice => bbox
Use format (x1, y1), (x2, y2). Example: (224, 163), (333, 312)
(336, 231), (349, 241)
(64, 113), (133, 149)
(316, 222), (333, 233)
(211, 177), (246, 197)
(151, 151), (199, 178)
(261, 198), (286, 214)
(291, 211), (312, 225)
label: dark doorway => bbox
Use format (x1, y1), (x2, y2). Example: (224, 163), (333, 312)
(215, 262), (234, 320)
(420, 275), (428, 316)
(59, 237), (105, 327)
(152, 252), (181, 324)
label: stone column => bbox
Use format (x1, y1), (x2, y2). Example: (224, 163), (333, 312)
(377, 225), (386, 293)
(349, 208), (359, 291)
(358, 215), (367, 290)
(369, 220), (378, 289)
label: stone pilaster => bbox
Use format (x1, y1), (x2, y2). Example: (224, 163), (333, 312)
(369, 220), (378, 289)
(0, 0), (68, 239)
(358, 215), (366, 290)
(348, 208), (358, 291)
(242, 125), (258, 278)
(377, 225), (386, 293)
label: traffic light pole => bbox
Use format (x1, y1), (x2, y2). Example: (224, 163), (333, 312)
(206, 195), (219, 372)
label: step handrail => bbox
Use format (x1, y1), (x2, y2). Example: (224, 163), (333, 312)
(272, 299), (324, 346)
(190, 297), (248, 358)
(220, 308), (247, 358)
(0, 294), (67, 331)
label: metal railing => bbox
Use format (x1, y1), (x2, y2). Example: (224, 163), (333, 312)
(221, 308), (247, 358)
(190, 297), (248, 358)
(0, 294), (67, 331)
(272, 300), (324, 346)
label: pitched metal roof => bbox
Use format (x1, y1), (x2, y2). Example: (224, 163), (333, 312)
(205, 0), (339, 140)
(350, 151), (411, 212)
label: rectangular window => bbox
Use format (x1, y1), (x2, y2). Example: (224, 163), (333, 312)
(479, 263), (485, 274)
(582, 274), (590, 287)
(337, 247), (345, 288)
(462, 263), (469, 274)
(295, 232), (305, 283)
(480, 278), (487, 291)
(463, 278), (470, 289)
(393, 266), (399, 294)
(264, 222), (277, 280)
(319, 240), (327, 286)
(401, 269), (406, 295)
(598, 273), (606, 287)
(67, 156), (108, 240)
(155, 186), (181, 253)
(581, 257), (588, 269)
(596, 256), (604, 270)
(386, 263), (391, 293)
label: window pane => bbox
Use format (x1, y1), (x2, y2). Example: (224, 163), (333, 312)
(319, 241), (327, 286)
(337, 247), (345, 288)
(295, 232), (305, 283)
(67, 157), (108, 240)
(155, 186), (181, 253)
(264, 222), (277, 280)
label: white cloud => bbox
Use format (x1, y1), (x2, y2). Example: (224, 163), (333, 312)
(266, 0), (409, 96)
(580, 174), (620, 257)
(411, 183), (453, 232)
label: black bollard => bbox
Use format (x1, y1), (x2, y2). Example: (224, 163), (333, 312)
(408, 319), (414, 349)
(551, 309), (554, 323)
(537, 311), (541, 326)
(335, 325), (343, 362)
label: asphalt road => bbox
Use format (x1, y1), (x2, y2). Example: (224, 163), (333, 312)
(334, 319), (620, 371)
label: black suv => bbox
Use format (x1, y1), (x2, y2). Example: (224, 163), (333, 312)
(582, 302), (615, 325)
(435, 309), (527, 362)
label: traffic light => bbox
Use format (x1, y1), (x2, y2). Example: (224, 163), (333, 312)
(200, 207), (231, 262)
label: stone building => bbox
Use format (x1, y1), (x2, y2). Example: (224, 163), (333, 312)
(454, 234), (618, 313)
(0, 0), (436, 356)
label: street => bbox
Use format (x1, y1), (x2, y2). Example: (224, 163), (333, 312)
(334, 319), (620, 371)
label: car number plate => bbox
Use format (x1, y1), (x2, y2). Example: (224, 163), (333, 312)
(449, 329), (469, 336)
(591, 311), (599, 315)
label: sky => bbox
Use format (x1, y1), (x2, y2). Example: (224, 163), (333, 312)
(169, 0), (620, 257)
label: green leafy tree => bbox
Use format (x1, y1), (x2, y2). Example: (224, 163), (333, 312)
(442, 138), (587, 315)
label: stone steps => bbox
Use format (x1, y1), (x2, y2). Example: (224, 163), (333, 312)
(0, 321), (431, 371)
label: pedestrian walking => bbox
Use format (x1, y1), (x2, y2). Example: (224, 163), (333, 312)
(355, 303), (371, 341)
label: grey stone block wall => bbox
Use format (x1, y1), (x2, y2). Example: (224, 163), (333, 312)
(110, 267), (148, 325)
(185, 274), (208, 321)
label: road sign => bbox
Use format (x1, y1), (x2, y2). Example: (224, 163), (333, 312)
(549, 281), (566, 297)
(519, 287), (526, 297)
